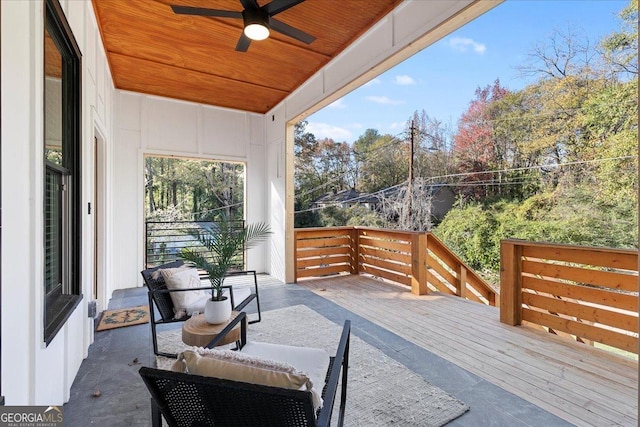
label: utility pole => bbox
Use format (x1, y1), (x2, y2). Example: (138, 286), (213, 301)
(407, 120), (416, 223)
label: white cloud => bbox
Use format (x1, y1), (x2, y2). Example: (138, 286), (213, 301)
(394, 75), (416, 85)
(365, 96), (404, 105)
(449, 37), (486, 54)
(328, 98), (347, 109)
(364, 78), (382, 87)
(388, 121), (406, 131)
(306, 122), (352, 141)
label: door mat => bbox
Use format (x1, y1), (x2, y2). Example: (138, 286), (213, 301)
(96, 305), (149, 331)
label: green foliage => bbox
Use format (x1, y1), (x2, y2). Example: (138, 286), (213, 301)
(145, 156), (244, 221)
(601, 0), (638, 76)
(434, 204), (500, 270)
(179, 220), (270, 301)
(318, 206), (349, 227)
(345, 205), (385, 228)
(436, 185), (638, 275)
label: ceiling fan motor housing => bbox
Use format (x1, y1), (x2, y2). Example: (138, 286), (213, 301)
(243, 8), (270, 40)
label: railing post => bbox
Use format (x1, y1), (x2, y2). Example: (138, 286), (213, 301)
(293, 229), (298, 283)
(457, 265), (467, 299)
(411, 233), (427, 295)
(500, 240), (522, 325)
(349, 227), (360, 275)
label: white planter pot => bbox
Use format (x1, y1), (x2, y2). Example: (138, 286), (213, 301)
(203, 297), (232, 324)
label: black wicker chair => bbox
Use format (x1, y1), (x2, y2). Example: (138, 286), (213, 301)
(139, 312), (350, 427)
(141, 260), (261, 357)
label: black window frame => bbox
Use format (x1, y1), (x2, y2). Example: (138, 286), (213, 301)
(43, 0), (82, 346)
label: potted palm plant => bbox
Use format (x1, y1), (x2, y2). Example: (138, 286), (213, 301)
(179, 219), (270, 324)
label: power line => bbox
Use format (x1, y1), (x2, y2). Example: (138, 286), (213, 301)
(294, 155), (637, 214)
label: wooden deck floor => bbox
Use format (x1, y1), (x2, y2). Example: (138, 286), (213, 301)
(297, 274), (638, 427)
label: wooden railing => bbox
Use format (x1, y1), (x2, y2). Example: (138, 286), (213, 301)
(501, 239), (639, 354)
(294, 227), (497, 306)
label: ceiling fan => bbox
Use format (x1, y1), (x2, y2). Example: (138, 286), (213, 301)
(170, 0), (316, 52)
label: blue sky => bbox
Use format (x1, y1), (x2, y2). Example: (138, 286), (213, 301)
(306, 0), (628, 144)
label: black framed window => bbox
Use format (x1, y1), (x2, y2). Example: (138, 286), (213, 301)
(43, 0), (82, 345)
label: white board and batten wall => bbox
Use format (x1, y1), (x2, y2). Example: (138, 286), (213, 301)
(1, 0), (115, 405)
(112, 92), (270, 289)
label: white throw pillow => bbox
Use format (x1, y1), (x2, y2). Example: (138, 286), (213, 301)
(161, 268), (207, 313)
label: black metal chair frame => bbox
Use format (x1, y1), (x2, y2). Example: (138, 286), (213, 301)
(140, 311), (350, 427)
(141, 260), (262, 357)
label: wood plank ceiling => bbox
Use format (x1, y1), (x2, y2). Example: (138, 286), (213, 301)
(92, 0), (403, 113)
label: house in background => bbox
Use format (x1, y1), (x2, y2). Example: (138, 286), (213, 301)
(314, 185), (456, 222)
(313, 188), (380, 211)
(1, 0), (505, 407)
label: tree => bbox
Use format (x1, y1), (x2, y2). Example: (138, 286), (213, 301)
(453, 79), (509, 199)
(358, 133), (408, 193)
(600, 0), (638, 77)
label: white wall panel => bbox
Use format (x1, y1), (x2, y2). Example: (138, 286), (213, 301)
(113, 127), (142, 288)
(96, 49), (106, 121)
(1, 0), (38, 405)
(145, 98), (198, 152)
(202, 107), (247, 157)
(86, 4), (97, 86)
(267, 141), (286, 281)
(265, 104), (285, 144)
(118, 92), (142, 131)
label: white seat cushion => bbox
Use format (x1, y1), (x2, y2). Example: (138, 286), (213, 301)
(241, 341), (330, 403)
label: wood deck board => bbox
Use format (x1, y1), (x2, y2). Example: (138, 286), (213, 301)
(298, 274), (638, 426)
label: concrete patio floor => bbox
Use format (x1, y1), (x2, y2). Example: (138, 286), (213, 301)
(63, 276), (572, 426)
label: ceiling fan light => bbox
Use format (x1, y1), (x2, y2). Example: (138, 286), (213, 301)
(244, 23), (269, 40)
(243, 9), (270, 41)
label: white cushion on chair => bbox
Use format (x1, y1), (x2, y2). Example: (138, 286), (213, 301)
(241, 341), (330, 404)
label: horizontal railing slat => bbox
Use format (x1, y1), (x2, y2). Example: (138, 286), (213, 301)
(360, 255), (411, 276)
(296, 236), (351, 249)
(522, 275), (638, 312)
(296, 264), (350, 278)
(522, 259), (637, 292)
(426, 253), (457, 290)
(522, 308), (637, 354)
(296, 254), (352, 269)
(360, 264), (411, 286)
(296, 246), (350, 259)
(358, 236), (410, 253)
(360, 246), (411, 265)
(522, 292), (638, 333)
(522, 243), (638, 271)
(426, 270), (455, 295)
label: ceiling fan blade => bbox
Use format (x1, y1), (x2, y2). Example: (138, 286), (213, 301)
(171, 5), (242, 19)
(239, 0), (260, 10)
(269, 17), (315, 44)
(235, 33), (251, 52)
(263, 0), (306, 16)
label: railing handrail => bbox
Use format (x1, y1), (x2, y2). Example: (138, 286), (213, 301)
(501, 238), (638, 257)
